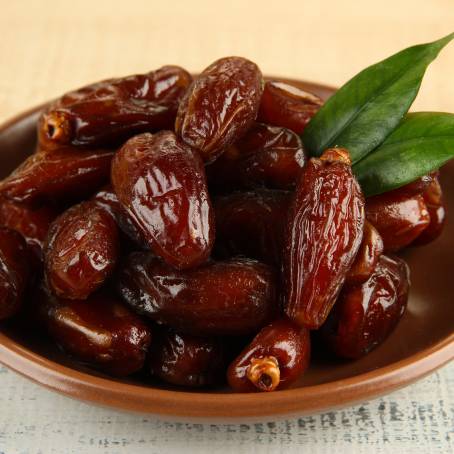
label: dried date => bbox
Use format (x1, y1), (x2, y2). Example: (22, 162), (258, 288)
(227, 318), (310, 392)
(321, 255), (410, 359)
(0, 227), (30, 320)
(284, 148), (365, 329)
(175, 57), (263, 162)
(111, 131), (214, 269)
(118, 253), (277, 336)
(39, 66), (192, 149)
(44, 201), (119, 300)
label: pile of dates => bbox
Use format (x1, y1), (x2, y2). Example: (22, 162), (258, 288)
(0, 57), (446, 392)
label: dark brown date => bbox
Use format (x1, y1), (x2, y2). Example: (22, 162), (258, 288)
(44, 201), (119, 300)
(39, 66), (192, 149)
(119, 252), (277, 336)
(0, 200), (58, 260)
(148, 327), (225, 387)
(0, 227), (30, 320)
(321, 255), (410, 359)
(206, 123), (306, 191)
(175, 57), (263, 162)
(284, 148), (365, 329)
(227, 318), (310, 392)
(387, 174), (435, 199)
(111, 131), (214, 269)
(92, 186), (146, 247)
(413, 176), (446, 245)
(366, 192), (430, 252)
(0, 148), (113, 204)
(214, 190), (292, 266)
(258, 80), (323, 134)
(345, 221), (384, 286)
(40, 291), (151, 376)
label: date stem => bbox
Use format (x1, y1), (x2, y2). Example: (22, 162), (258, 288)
(246, 356), (280, 392)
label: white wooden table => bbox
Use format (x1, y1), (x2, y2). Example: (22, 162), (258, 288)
(0, 362), (452, 453)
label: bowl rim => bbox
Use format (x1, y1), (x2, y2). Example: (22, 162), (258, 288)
(0, 86), (453, 420)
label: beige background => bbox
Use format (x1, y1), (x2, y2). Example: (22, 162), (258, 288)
(0, 0), (453, 124)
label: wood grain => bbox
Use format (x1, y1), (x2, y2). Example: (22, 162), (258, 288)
(0, 363), (453, 453)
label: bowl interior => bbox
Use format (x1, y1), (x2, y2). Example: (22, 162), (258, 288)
(0, 80), (453, 416)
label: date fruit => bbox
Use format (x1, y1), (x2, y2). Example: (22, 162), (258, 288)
(175, 57), (263, 162)
(119, 252), (277, 336)
(41, 291), (151, 376)
(214, 189), (292, 266)
(413, 176), (446, 245)
(111, 131), (214, 269)
(39, 66), (192, 149)
(345, 221), (384, 286)
(0, 200), (58, 260)
(366, 192), (430, 252)
(206, 122), (306, 191)
(44, 201), (119, 300)
(0, 227), (30, 320)
(227, 318), (310, 392)
(321, 255), (410, 359)
(284, 148), (365, 329)
(0, 148), (113, 204)
(258, 80), (323, 134)
(148, 328), (225, 387)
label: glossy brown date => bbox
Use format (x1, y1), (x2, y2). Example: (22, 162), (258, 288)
(284, 148), (365, 329)
(258, 80), (323, 134)
(148, 327), (225, 387)
(345, 220), (384, 286)
(366, 192), (430, 252)
(40, 291), (151, 376)
(92, 186), (146, 248)
(227, 318), (310, 392)
(413, 176), (446, 245)
(119, 252), (277, 336)
(0, 200), (58, 260)
(0, 148), (113, 204)
(39, 66), (192, 149)
(175, 57), (263, 163)
(0, 227), (30, 320)
(44, 201), (119, 300)
(111, 131), (214, 269)
(321, 255), (410, 359)
(213, 190), (292, 266)
(206, 123), (306, 191)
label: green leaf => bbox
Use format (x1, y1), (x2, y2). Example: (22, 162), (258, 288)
(302, 33), (454, 163)
(353, 112), (454, 196)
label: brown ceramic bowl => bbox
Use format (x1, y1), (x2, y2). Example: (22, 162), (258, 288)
(0, 80), (453, 421)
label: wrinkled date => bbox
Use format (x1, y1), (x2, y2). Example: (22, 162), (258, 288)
(214, 190), (292, 266)
(206, 123), (306, 191)
(413, 176), (446, 245)
(44, 201), (119, 300)
(227, 318), (310, 392)
(0, 200), (58, 260)
(366, 192), (430, 252)
(148, 328), (225, 387)
(284, 148), (365, 329)
(39, 66), (192, 149)
(92, 186), (146, 248)
(321, 255), (410, 359)
(111, 131), (214, 269)
(345, 221), (384, 286)
(175, 57), (263, 162)
(258, 80), (323, 134)
(119, 252), (277, 336)
(40, 291), (151, 376)
(0, 148), (113, 204)
(0, 227), (30, 320)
